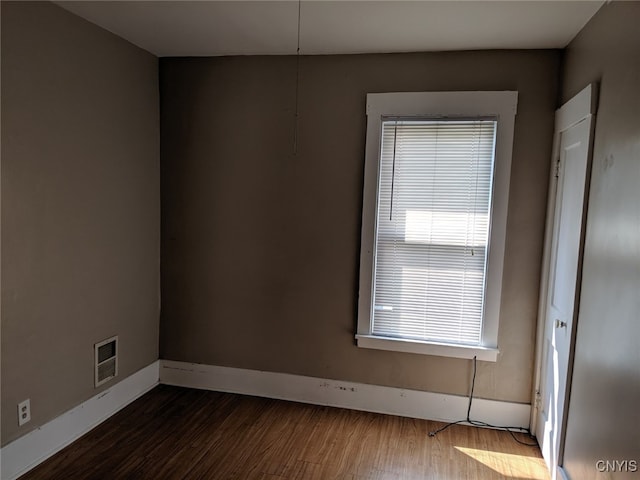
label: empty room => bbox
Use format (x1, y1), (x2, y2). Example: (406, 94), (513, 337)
(1, 1), (638, 479)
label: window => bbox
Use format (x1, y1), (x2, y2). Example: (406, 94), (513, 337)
(356, 92), (517, 361)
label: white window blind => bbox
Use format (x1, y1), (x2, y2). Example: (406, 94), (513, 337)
(372, 119), (497, 345)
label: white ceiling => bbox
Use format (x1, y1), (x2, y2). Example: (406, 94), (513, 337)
(55, 1), (604, 57)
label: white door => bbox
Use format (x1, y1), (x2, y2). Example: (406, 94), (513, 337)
(535, 85), (596, 479)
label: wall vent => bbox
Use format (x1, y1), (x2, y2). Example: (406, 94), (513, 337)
(95, 336), (118, 387)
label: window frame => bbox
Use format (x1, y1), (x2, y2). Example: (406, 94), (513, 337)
(356, 91), (518, 362)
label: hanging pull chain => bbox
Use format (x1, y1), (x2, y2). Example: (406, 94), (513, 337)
(389, 121), (398, 220)
(293, 0), (302, 155)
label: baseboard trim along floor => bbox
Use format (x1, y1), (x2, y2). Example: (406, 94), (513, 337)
(160, 360), (531, 430)
(0, 361), (160, 480)
(2, 359), (532, 479)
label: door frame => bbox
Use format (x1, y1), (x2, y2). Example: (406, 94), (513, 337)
(530, 83), (598, 477)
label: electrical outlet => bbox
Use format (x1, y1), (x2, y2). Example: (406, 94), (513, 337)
(18, 399), (31, 426)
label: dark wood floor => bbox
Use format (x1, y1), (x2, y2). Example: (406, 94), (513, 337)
(20, 385), (549, 480)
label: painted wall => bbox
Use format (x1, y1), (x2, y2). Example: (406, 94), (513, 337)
(560, 3), (640, 479)
(160, 50), (560, 403)
(1, 2), (160, 445)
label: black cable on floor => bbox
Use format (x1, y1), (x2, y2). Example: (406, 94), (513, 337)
(428, 356), (539, 447)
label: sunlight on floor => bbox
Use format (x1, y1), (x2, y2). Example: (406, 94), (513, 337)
(455, 446), (550, 480)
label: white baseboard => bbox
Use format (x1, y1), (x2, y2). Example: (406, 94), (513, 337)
(1, 359), (531, 479)
(1, 361), (160, 480)
(160, 360), (531, 429)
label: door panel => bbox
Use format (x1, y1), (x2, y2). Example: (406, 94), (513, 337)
(537, 117), (591, 477)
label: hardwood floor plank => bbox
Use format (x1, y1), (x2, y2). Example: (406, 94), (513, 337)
(19, 385), (549, 480)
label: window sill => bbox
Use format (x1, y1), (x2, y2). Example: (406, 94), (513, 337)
(355, 334), (499, 362)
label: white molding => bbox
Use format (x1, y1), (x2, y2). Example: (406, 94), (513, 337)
(358, 91), (518, 355)
(1, 359), (531, 479)
(160, 360), (530, 428)
(555, 83), (597, 133)
(355, 334), (499, 362)
(531, 82), (598, 438)
(1, 361), (160, 480)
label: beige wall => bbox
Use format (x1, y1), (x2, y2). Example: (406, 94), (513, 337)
(160, 51), (560, 403)
(560, 3), (640, 478)
(1, 2), (160, 445)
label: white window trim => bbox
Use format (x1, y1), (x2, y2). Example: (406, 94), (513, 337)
(356, 91), (518, 362)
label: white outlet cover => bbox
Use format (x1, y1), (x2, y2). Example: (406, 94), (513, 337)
(18, 399), (31, 426)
